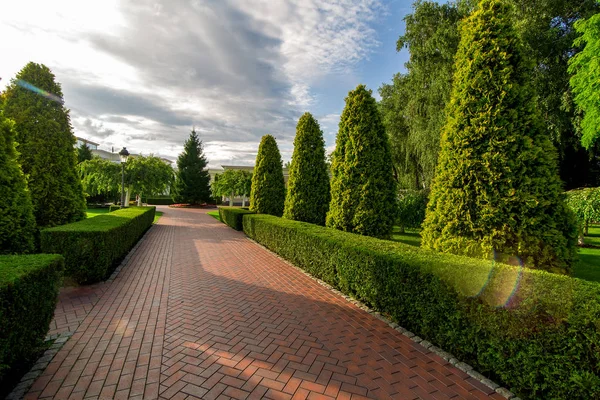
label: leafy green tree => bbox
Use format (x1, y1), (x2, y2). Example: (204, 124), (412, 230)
(284, 113), (330, 225)
(250, 135), (286, 216)
(569, 3), (600, 149)
(0, 112), (36, 254)
(327, 85), (397, 238)
(212, 169), (252, 206)
(565, 187), (600, 244)
(2, 62), (86, 228)
(127, 155), (174, 204)
(422, 0), (577, 274)
(173, 129), (211, 204)
(77, 142), (93, 164)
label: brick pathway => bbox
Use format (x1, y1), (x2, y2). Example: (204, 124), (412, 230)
(27, 207), (503, 399)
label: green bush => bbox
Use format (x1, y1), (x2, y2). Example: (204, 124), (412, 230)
(0, 254), (63, 387)
(397, 190), (428, 231)
(40, 207), (155, 284)
(0, 110), (36, 254)
(243, 214), (600, 399)
(218, 207), (255, 231)
(422, 0), (577, 274)
(108, 205), (120, 213)
(327, 84), (397, 238)
(250, 135), (286, 216)
(284, 113), (330, 225)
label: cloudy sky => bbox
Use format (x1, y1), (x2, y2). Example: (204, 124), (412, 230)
(1, 0), (414, 168)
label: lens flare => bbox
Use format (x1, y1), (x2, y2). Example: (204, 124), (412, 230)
(16, 79), (64, 104)
(475, 250), (525, 308)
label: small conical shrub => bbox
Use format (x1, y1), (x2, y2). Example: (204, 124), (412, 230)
(284, 113), (330, 225)
(421, 0), (577, 273)
(0, 112), (36, 254)
(2, 62), (86, 228)
(250, 135), (286, 216)
(326, 84), (397, 238)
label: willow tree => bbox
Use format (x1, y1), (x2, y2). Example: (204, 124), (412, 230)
(284, 113), (330, 225)
(422, 0), (577, 274)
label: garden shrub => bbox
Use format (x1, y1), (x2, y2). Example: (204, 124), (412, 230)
(40, 207), (155, 284)
(397, 190), (428, 232)
(565, 187), (600, 243)
(250, 135), (286, 216)
(422, 0), (577, 274)
(284, 112), (330, 225)
(0, 254), (63, 388)
(146, 197), (174, 205)
(218, 206), (255, 231)
(327, 84), (396, 238)
(243, 213), (600, 399)
(108, 205), (120, 213)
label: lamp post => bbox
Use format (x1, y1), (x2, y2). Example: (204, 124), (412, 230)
(119, 147), (130, 208)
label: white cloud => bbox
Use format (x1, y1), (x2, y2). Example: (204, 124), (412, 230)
(0, 0), (383, 166)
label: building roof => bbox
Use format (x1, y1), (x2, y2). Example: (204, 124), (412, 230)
(75, 136), (100, 146)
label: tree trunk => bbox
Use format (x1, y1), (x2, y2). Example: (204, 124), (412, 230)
(578, 224), (586, 246)
(125, 187), (131, 207)
(242, 196), (246, 207)
(137, 194), (143, 207)
(229, 191), (233, 206)
(585, 221), (589, 236)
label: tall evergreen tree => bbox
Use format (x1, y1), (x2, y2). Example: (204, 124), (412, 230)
(2, 62), (85, 228)
(0, 112), (36, 254)
(250, 135), (286, 216)
(327, 85), (397, 238)
(173, 129), (211, 204)
(284, 113), (330, 225)
(422, 0), (577, 274)
(77, 142), (93, 163)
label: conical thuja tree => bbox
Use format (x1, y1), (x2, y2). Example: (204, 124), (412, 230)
(0, 112), (36, 254)
(326, 85), (397, 238)
(174, 128), (211, 204)
(250, 135), (286, 216)
(284, 113), (330, 225)
(421, 0), (577, 273)
(2, 62), (85, 228)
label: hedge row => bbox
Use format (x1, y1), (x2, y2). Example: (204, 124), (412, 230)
(242, 214), (600, 399)
(0, 254), (64, 388)
(41, 207), (155, 284)
(218, 207), (255, 231)
(146, 196), (174, 205)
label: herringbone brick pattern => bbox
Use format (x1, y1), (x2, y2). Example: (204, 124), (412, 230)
(26, 207), (503, 399)
(49, 283), (109, 336)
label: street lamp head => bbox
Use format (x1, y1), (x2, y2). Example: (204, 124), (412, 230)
(119, 147), (130, 163)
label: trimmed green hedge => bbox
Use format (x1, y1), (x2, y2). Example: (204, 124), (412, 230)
(41, 207), (155, 284)
(108, 205), (120, 213)
(243, 214), (600, 399)
(146, 197), (174, 205)
(218, 206), (255, 231)
(0, 254), (63, 387)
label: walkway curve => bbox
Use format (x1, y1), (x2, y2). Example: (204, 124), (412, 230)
(26, 207), (503, 400)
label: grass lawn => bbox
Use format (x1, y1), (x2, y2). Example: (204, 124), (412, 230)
(86, 208), (163, 223)
(207, 211), (221, 221)
(391, 225), (600, 284)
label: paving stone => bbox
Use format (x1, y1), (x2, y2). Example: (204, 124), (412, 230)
(23, 207), (505, 399)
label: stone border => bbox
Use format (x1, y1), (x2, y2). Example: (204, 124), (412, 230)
(5, 331), (74, 400)
(246, 237), (520, 400)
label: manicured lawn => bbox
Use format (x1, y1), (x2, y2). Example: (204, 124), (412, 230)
(85, 208), (109, 218)
(87, 208), (163, 223)
(391, 225), (600, 283)
(207, 211), (221, 221)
